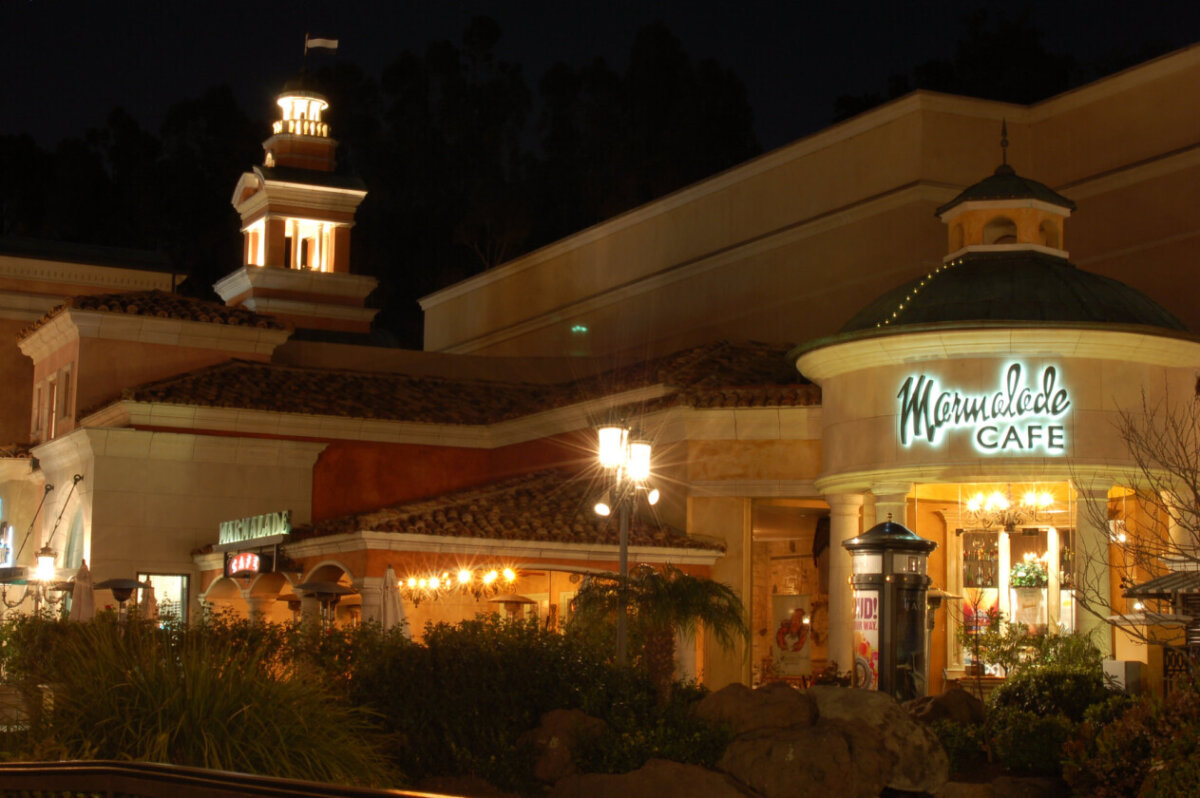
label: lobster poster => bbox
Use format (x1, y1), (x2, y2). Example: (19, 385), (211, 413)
(772, 594), (812, 677)
(852, 589), (880, 690)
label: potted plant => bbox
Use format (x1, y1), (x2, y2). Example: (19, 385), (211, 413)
(1009, 560), (1048, 588)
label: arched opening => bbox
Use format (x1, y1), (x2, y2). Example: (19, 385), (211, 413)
(983, 216), (1018, 245)
(1039, 219), (1061, 249)
(300, 562), (360, 627)
(202, 576), (249, 618)
(246, 572), (299, 623)
(950, 222), (964, 251)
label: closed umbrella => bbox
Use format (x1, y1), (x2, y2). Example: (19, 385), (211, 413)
(380, 564), (410, 638)
(68, 559), (95, 621)
(142, 581), (158, 620)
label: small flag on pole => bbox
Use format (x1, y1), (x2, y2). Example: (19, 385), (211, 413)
(305, 34), (339, 55)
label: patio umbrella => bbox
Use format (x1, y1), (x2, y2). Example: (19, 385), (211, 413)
(380, 564), (410, 638)
(68, 559), (95, 621)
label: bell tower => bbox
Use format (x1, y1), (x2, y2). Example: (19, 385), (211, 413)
(217, 73), (377, 334)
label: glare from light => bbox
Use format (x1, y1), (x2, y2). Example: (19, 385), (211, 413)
(594, 491), (612, 517)
(503, 568), (516, 583)
(598, 426), (627, 469)
(647, 487), (660, 505)
(483, 570), (498, 585)
(34, 547), (55, 583)
(458, 569), (472, 584)
(628, 441), (652, 480)
(407, 577), (417, 588)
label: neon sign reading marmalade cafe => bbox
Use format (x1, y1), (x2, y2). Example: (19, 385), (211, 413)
(897, 363), (1070, 454)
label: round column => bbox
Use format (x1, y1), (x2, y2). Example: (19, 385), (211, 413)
(826, 492), (864, 676)
(1076, 483), (1113, 657)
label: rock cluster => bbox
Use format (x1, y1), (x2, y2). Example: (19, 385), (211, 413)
(526, 683), (950, 798)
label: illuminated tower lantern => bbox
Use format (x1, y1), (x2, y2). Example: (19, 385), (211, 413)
(218, 73), (377, 334)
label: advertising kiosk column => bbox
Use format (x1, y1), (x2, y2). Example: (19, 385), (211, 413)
(844, 516), (937, 701)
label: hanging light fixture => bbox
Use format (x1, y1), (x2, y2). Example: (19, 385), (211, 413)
(34, 545), (56, 583)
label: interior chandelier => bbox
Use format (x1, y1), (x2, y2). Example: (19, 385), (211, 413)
(400, 565), (518, 605)
(964, 488), (1055, 532)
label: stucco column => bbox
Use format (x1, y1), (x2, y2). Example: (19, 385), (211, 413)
(1076, 484), (1113, 657)
(1162, 490), (1195, 569)
(826, 492), (864, 675)
(872, 482), (913, 529)
(358, 577), (384, 624)
(245, 594), (273, 619)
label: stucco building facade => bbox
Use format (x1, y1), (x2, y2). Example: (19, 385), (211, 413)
(0, 44), (1197, 694)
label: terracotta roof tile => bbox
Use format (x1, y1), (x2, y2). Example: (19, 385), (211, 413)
(118, 340), (818, 423)
(296, 468), (722, 552)
(124, 360), (554, 424)
(20, 289), (287, 339)
(0, 443), (34, 459)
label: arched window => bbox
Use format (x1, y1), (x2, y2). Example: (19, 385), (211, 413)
(983, 216), (1018, 245)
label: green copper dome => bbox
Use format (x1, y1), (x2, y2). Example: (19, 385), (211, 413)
(936, 163), (1076, 217)
(841, 250), (1186, 333)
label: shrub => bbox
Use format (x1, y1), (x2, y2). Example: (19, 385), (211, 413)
(988, 705), (1074, 776)
(349, 615), (635, 791)
(988, 663), (1114, 722)
(930, 719), (986, 778)
(1063, 687), (1200, 798)
(33, 618), (397, 786)
(572, 687), (732, 774)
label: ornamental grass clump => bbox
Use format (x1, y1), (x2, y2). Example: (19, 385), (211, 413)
(36, 618), (397, 787)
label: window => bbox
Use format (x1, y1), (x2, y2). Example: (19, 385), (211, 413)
(32, 383), (42, 437)
(137, 573), (190, 624)
(60, 366), (72, 421)
(0, 506), (11, 568)
(46, 377), (57, 439)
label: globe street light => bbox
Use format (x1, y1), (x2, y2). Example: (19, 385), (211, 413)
(595, 424), (659, 666)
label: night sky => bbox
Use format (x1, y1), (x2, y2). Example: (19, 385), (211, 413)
(5, 0), (1199, 153)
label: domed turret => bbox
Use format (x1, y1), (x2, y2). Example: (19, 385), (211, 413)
(835, 126), (1184, 336)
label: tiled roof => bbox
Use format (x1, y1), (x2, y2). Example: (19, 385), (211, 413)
(296, 468), (722, 552)
(0, 443), (34, 459)
(118, 340), (818, 423)
(20, 289), (287, 339)
(124, 359), (555, 424)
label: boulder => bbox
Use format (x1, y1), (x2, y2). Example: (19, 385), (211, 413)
(519, 708), (610, 784)
(692, 680), (818, 735)
(718, 723), (883, 798)
(549, 758), (755, 798)
(805, 685), (950, 795)
(905, 685), (987, 726)
(937, 776), (1069, 797)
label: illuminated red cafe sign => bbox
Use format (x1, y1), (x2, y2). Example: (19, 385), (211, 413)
(228, 552), (261, 577)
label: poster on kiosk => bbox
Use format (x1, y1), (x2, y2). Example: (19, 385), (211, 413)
(853, 589), (880, 689)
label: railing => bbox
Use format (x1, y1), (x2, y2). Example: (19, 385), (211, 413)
(1162, 645), (1196, 696)
(0, 760), (460, 798)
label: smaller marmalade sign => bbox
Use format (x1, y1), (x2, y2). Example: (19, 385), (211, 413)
(897, 363), (1070, 455)
(219, 510), (291, 546)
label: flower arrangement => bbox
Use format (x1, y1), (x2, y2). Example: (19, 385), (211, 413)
(1009, 560), (1049, 588)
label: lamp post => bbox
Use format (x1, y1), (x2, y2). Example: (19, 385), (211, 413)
(595, 425), (659, 666)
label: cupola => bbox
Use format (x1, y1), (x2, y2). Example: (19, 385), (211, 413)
(263, 75), (335, 172)
(220, 72), (377, 336)
(935, 123), (1075, 261)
